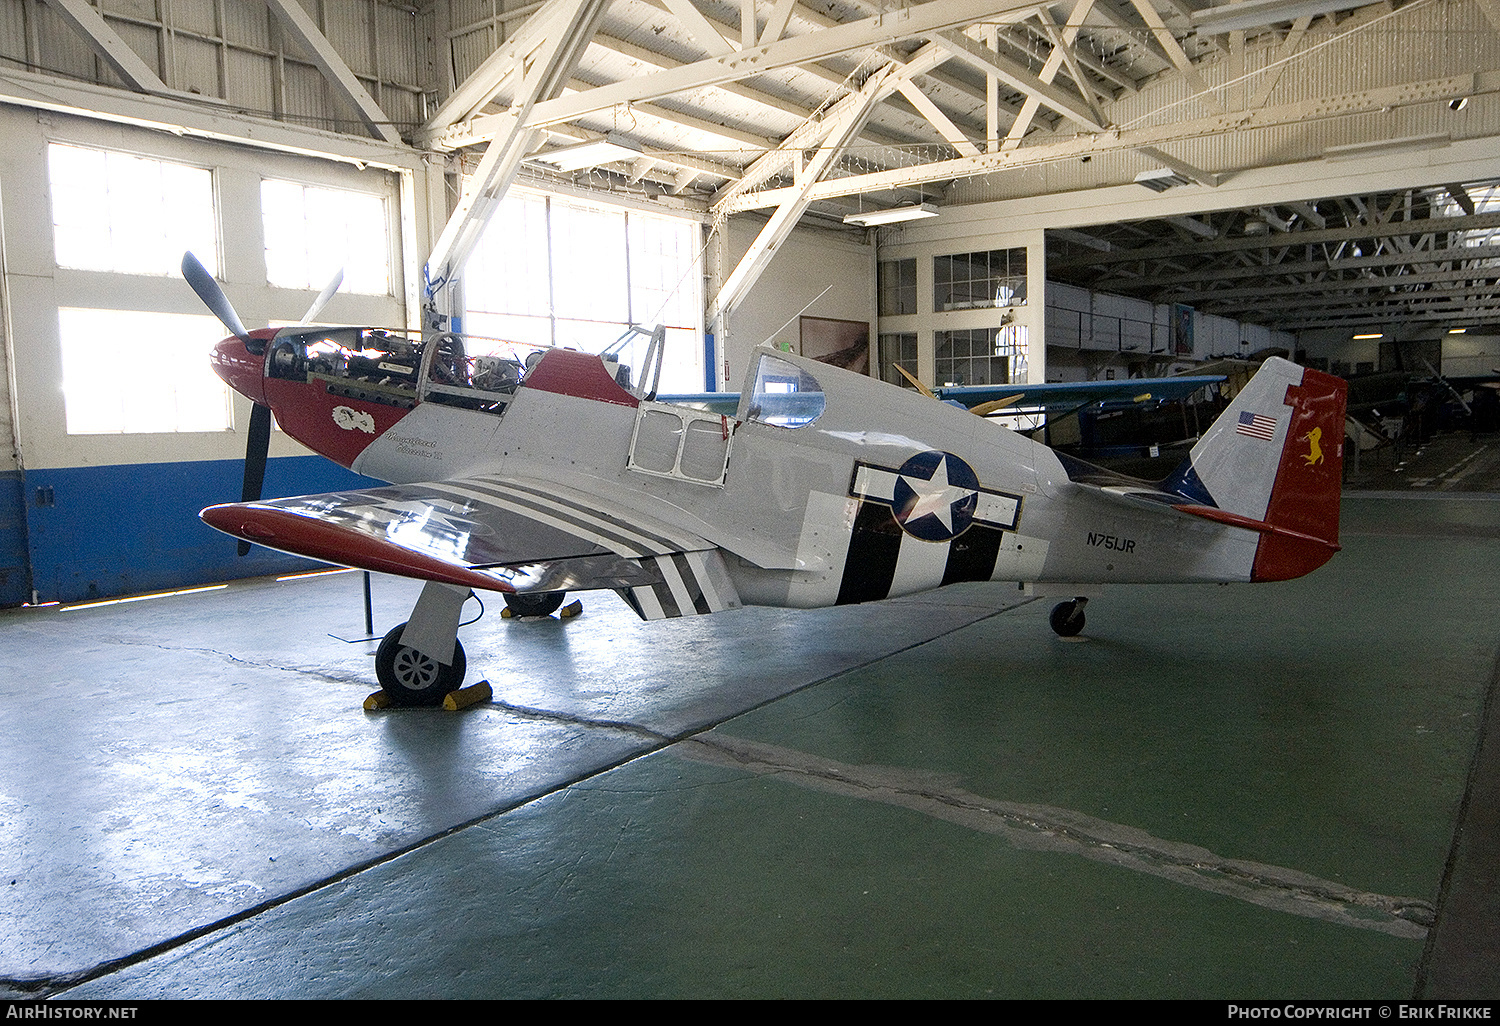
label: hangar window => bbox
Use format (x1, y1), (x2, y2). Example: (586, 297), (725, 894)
(47, 143), (217, 276)
(58, 308), (232, 434)
(935, 326), (1029, 387)
(262, 179), (390, 296)
(934, 248), (1027, 312)
(878, 259), (917, 316)
(879, 332), (918, 388)
(465, 190), (704, 393)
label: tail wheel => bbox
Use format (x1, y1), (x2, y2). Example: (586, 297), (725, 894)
(503, 591), (566, 617)
(375, 622), (466, 706)
(1049, 601), (1086, 637)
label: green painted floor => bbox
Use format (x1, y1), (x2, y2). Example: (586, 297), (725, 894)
(6, 495), (1498, 998)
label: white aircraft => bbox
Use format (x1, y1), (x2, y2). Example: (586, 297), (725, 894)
(186, 254), (1347, 705)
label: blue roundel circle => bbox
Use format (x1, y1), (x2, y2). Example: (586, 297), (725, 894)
(890, 451), (980, 541)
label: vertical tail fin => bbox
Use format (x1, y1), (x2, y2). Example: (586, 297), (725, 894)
(1165, 357), (1347, 582)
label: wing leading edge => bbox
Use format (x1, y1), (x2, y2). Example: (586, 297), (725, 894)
(200, 475), (741, 618)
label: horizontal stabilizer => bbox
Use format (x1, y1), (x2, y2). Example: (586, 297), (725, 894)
(1172, 504), (1342, 553)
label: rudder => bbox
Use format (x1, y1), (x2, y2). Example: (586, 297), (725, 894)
(1172, 357), (1347, 582)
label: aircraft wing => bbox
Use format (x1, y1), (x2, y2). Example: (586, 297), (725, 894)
(200, 476), (741, 619)
(934, 375), (1225, 412)
(654, 392), (742, 416)
(658, 376), (1225, 420)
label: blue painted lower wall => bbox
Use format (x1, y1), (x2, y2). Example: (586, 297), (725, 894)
(0, 471), (29, 607)
(19, 456), (381, 605)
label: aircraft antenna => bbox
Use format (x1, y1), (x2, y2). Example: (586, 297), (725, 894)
(755, 284), (833, 350)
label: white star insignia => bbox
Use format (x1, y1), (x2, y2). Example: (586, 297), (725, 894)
(338, 498), (477, 536)
(900, 456), (975, 533)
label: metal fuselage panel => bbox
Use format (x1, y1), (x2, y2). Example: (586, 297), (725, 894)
(332, 348), (1256, 608)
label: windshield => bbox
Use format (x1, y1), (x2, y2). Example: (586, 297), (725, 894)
(746, 354), (826, 429)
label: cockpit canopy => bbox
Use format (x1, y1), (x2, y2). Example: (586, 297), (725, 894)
(745, 353), (826, 429)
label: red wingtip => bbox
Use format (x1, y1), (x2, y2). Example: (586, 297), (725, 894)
(200, 503), (517, 593)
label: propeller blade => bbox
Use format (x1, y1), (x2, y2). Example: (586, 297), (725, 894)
(182, 251), (250, 343)
(895, 364), (937, 400)
(236, 403), (273, 556)
(298, 267), (344, 325)
(970, 394), (1026, 417)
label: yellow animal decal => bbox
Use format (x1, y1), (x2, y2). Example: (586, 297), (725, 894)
(1302, 426), (1324, 466)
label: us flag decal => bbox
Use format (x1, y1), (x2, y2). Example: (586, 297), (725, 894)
(1236, 411), (1277, 440)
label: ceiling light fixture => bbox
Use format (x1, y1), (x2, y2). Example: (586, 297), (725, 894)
(1134, 168), (1193, 192)
(1352, 333), (1384, 340)
(843, 202), (940, 227)
(1192, 0), (1373, 34)
(1449, 327), (1469, 334)
(532, 135), (643, 172)
(1324, 133), (1450, 161)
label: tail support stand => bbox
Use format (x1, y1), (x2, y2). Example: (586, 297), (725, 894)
(1050, 596), (1088, 638)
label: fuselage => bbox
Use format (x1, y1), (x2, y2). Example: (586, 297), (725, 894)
(216, 328), (1270, 608)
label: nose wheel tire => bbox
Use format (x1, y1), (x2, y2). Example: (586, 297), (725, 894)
(503, 591), (566, 617)
(375, 622), (467, 706)
(1049, 600), (1086, 637)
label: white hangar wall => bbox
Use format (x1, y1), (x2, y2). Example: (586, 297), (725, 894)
(0, 103), (431, 604)
(718, 215), (875, 391)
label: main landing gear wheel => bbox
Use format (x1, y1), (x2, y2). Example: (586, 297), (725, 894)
(503, 591), (566, 617)
(375, 622), (467, 706)
(1049, 599), (1087, 637)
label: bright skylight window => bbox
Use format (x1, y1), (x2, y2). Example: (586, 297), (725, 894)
(59, 308), (232, 434)
(262, 179), (389, 295)
(48, 143), (217, 276)
(465, 190), (704, 392)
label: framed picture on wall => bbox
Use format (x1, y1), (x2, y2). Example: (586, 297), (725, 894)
(799, 316), (871, 374)
(1173, 304), (1194, 357)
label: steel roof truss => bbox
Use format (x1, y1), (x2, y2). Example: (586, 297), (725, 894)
(424, 0), (611, 287)
(524, 0), (1043, 130)
(263, 0), (401, 145)
(933, 29), (1109, 133)
(708, 61), (901, 327)
(42, 0), (169, 95)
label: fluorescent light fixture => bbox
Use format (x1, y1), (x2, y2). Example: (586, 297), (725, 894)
(1324, 133), (1450, 161)
(843, 202), (939, 227)
(1193, 0), (1373, 34)
(1449, 327), (1468, 334)
(533, 135), (643, 172)
(1134, 168), (1193, 192)
(1352, 332), (1383, 340)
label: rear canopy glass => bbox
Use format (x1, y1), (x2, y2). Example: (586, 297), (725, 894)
(747, 354), (825, 429)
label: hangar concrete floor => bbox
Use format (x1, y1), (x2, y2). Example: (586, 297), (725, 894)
(2, 494), (1497, 1000)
